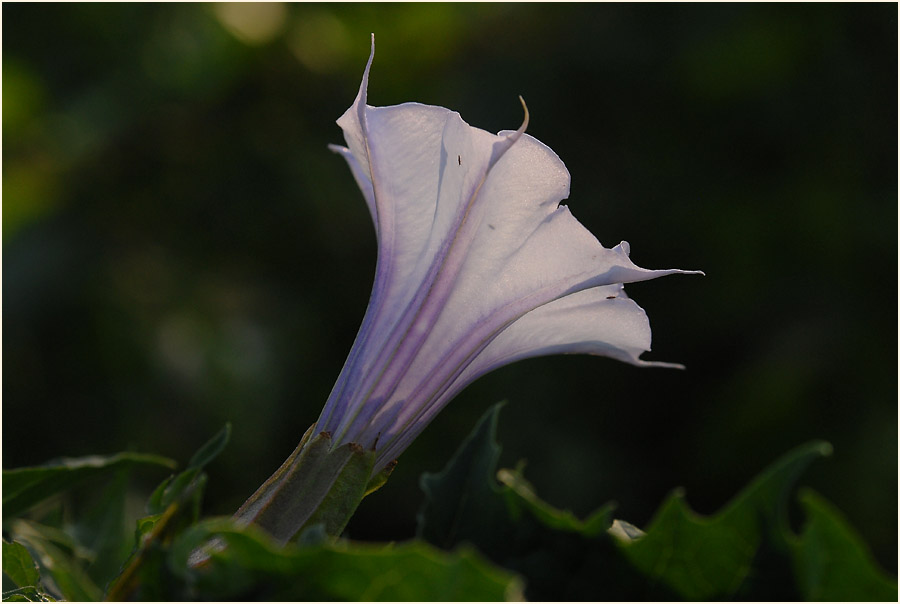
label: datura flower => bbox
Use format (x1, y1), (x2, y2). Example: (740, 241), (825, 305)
(316, 37), (699, 471)
(233, 36), (699, 544)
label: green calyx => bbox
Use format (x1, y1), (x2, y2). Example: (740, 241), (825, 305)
(232, 426), (396, 544)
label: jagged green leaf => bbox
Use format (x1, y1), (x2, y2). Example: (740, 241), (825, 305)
(620, 441), (832, 600)
(418, 403), (659, 600)
(792, 489), (897, 601)
(2, 453), (175, 521)
(166, 518), (522, 601)
(417, 403), (508, 550)
(418, 403), (893, 601)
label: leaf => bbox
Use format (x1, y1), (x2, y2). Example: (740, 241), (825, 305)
(67, 471), (133, 588)
(187, 423), (231, 470)
(792, 489), (897, 601)
(3, 427), (231, 602)
(167, 519), (523, 601)
(2, 453), (176, 521)
(619, 441), (831, 600)
(2, 541), (40, 588)
(418, 403), (658, 600)
(145, 469), (203, 517)
(1, 586), (57, 602)
(417, 402), (507, 551)
(104, 425), (230, 601)
(145, 423), (230, 517)
(418, 403), (891, 601)
(7, 521), (103, 602)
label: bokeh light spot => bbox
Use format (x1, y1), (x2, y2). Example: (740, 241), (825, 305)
(3, 59), (46, 136)
(214, 2), (286, 46)
(3, 159), (60, 239)
(287, 10), (351, 74)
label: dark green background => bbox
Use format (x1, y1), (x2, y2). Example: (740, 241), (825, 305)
(4, 3), (896, 573)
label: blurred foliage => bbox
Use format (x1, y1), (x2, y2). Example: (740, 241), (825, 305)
(3, 0), (897, 580)
(417, 404), (896, 601)
(2, 408), (893, 600)
(3, 453), (175, 521)
(2, 425), (521, 601)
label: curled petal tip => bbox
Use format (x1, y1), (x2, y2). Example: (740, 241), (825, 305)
(517, 95), (530, 135)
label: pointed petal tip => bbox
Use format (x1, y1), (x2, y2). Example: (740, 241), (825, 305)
(640, 360), (686, 370)
(613, 241), (703, 277)
(354, 33), (376, 117)
(653, 268), (704, 277)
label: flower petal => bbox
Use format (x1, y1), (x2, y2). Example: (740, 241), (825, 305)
(318, 37), (701, 470)
(324, 54), (532, 444)
(328, 145), (377, 228)
(358, 134), (696, 455)
(465, 284), (685, 375)
(369, 286), (686, 466)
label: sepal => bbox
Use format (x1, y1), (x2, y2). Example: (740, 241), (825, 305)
(233, 426), (385, 544)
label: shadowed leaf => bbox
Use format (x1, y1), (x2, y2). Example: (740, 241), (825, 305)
(167, 518), (523, 601)
(2, 540), (41, 589)
(791, 489), (897, 601)
(2, 453), (175, 521)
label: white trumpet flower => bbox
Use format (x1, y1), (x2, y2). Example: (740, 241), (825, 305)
(316, 36), (701, 473)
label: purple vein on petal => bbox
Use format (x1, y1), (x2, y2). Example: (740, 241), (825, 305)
(329, 99), (531, 446)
